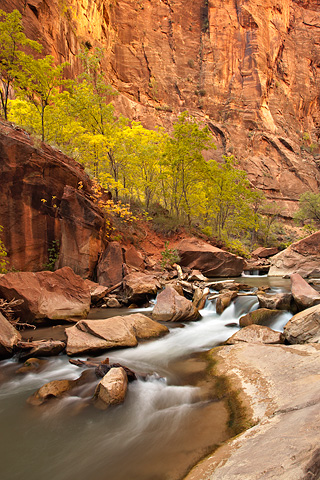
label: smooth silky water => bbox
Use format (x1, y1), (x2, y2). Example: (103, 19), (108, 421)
(0, 278), (292, 480)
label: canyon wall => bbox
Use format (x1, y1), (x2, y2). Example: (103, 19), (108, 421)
(2, 0), (320, 215)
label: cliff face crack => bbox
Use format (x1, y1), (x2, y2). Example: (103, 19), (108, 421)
(273, 395), (320, 417)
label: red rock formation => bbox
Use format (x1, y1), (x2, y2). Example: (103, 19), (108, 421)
(0, 121), (105, 275)
(2, 1), (320, 215)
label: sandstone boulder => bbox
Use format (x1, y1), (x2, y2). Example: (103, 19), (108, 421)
(17, 358), (47, 374)
(282, 304), (320, 344)
(0, 267), (91, 323)
(239, 308), (280, 328)
(66, 313), (168, 355)
(84, 279), (109, 304)
(152, 286), (200, 322)
(291, 272), (320, 310)
(177, 238), (244, 277)
(225, 325), (282, 345)
(97, 241), (124, 287)
(124, 245), (145, 270)
(27, 379), (75, 406)
(251, 246), (279, 258)
(0, 312), (21, 359)
(123, 272), (161, 303)
(269, 231), (320, 278)
(257, 292), (293, 311)
(94, 367), (128, 409)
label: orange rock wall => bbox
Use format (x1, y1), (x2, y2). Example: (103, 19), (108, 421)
(3, 0), (320, 215)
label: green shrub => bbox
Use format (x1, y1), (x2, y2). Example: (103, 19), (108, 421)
(0, 225), (8, 273)
(160, 241), (180, 270)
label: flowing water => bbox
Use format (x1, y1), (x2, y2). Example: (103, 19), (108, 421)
(0, 279), (292, 480)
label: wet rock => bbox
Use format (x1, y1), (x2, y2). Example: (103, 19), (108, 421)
(123, 272), (161, 304)
(96, 241), (124, 287)
(291, 273), (320, 310)
(94, 367), (128, 410)
(0, 312), (21, 359)
(239, 308), (280, 328)
(17, 340), (66, 359)
(216, 291), (237, 315)
(0, 267), (91, 323)
(225, 325), (282, 345)
(27, 379), (75, 406)
(283, 304), (320, 344)
(66, 314), (168, 355)
(177, 238), (244, 277)
(269, 231), (320, 278)
(17, 357), (47, 374)
(152, 286), (200, 322)
(257, 292), (293, 311)
(193, 287), (210, 310)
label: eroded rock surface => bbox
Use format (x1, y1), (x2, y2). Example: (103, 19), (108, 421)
(0, 312), (21, 359)
(185, 343), (320, 480)
(239, 308), (280, 327)
(152, 286), (200, 322)
(225, 324), (282, 345)
(94, 367), (128, 410)
(291, 272), (320, 310)
(283, 304), (320, 343)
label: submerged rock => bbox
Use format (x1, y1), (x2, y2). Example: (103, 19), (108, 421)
(94, 367), (128, 410)
(152, 286), (200, 322)
(17, 340), (66, 359)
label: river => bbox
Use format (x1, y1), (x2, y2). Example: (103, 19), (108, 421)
(0, 277), (292, 480)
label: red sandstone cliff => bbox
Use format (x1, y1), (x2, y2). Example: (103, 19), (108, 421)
(2, 0), (320, 215)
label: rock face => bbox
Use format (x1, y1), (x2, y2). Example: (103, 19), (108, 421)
(152, 286), (200, 322)
(3, 1), (320, 215)
(251, 247), (279, 258)
(283, 304), (320, 343)
(94, 367), (128, 409)
(0, 312), (21, 359)
(66, 313), (168, 355)
(0, 121), (105, 276)
(269, 231), (320, 277)
(0, 267), (91, 323)
(291, 272), (320, 309)
(97, 241), (124, 287)
(225, 325), (282, 345)
(185, 343), (320, 480)
(177, 238), (245, 277)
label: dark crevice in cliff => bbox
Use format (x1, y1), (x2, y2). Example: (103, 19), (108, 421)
(207, 123), (227, 149)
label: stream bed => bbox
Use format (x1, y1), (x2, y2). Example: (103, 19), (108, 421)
(0, 277), (292, 480)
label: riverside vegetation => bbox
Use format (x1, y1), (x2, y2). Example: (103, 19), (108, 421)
(0, 8), (317, 256)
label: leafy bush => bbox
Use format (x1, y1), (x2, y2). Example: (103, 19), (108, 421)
(160, 241), (180, 270)
(0, 225), (8, 273)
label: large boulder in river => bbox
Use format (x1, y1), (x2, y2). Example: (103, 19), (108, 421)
(257, 292), (293, 311)
(291, 272), (320, 310)
(282, 304), (320, 344)
(0, 122), (105, 275)
(152, 286), (200, 322)
(251, 246), (279, 258)
(269, 231), (320, 278)
(0, 312), (21, 359)
(97, 241), (124, 287)
(66, 313), (168, 355)
(94, 367), (128, 409)
(177, 238), (244, 277)
(186, 343), (320, 480)
(0, 267), (91, 323)
(225, 325), (282, 345)
(123, 272), (161, 303)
